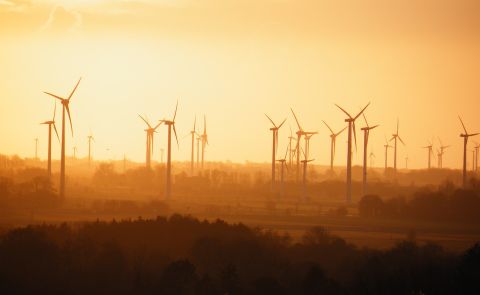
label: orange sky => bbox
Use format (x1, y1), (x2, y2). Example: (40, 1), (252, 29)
(0, 0), (479, 168)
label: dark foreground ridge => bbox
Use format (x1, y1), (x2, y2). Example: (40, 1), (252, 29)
(0, 214), (479, 295)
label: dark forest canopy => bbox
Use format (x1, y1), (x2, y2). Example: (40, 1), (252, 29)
(0, 215), (479, 295)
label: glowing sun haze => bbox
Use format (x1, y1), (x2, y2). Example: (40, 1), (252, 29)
(0, 0), (479, 168)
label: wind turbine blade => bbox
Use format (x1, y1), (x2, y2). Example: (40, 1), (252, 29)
(151, 133), (154, 155)
(275, 131), (279, 155)
(458, 116), (468, 134)
(396, 118), (399, 134)
(353, 121), (357, 152)
(470, 133), (480, 137)
(193, 116), (196, 132)
(52, 100), (57, 121)
(290, 108), (303, 131)
(398, 136), (406, 145)
(203, 115), (207, 135)
(173, 100), (178, 122)
(153, 121), (163, 130)
(67, 78), (82, 101)
(53, 122), (60, 143)
(265, 114), (277, 128)
(335, 104), (352, 119)
(369, 124), (379, 130)
(353, 102), (370, 121)
(336, 126), (347, 136)
(283, 143), (289, 160)
(322, 120), (334, 134)
(362, 113), (369, 127)
(173, 124), (179, 148)
(138, 115), (152, 128)
(44, 92), (64, 101)
(65, 104), (74, 136)
(278, 118), (286, 129)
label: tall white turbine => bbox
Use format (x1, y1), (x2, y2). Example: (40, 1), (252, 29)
(265, 114), (286, 191)
(40, 100), (59, 176)
(361, 113), (379, 196)
(458, 116), (478, 187)
(390, 119), (405, 177)
(335, 102), (370, 203)
(44, 78), (82, 198)
(322, 121), (347, 172)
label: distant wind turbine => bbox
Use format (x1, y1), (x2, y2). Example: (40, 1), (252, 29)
(139, 115), (162, 170)
(361, 113), (378, 196)
(335, 102), (370, 203)
(322, 120), (346, 172)
(437, 138), (450, 169)
(201, 115), (208, 170)
(72, 146), (77, 159)
(276, 144), (289, 197)
(458, 116), (478, 187)
(44, 78), (82, 198)
(300, 147), (314, 199)
(290, 108), (312, 183)
(383, 135), (392, 174)
(34, 138), (39, 160)
(265, 114), (286, 190)
(190, 116), (196, 176)
(422, 140), (433, 169)
(87, 132), (95, 167)
(474, 142), (480, 173)
(390, 118), (405, 176)
(161, 101), (179, 199)
(40, 100), (59, 176)
(369, 151), (375, 168)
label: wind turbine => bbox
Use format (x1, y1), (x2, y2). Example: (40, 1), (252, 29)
(437, 138), (450, 168)
(300, 147), (314, 199)
(458, 116), (478, 187)
(473, 143), (479, 172)
(44, 78), (81, 198)
(139, 115), (162, 170)
(265, 114), (286, 190)
(276, 144), (289, 197)
(87, 132), (95, 167)
(161, 101), (179, 199)
(34, 138), (39, 160)
(422, 140), (433, 169)
(361, 113), (379, 196)
(383, 136), (392, 174)
(335, 102), (370, 203)
(405, 156), (409, 169)
(322, 121), (347, 172)
(189, 116), (196, 176)
(72, 146), (77, 159)
(40, 100), (59, 176)
(288, 127), (296, 168)
(290, 108), (308, 183)
(390, 118), (405, 176)
(201, 115), (208, 170)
